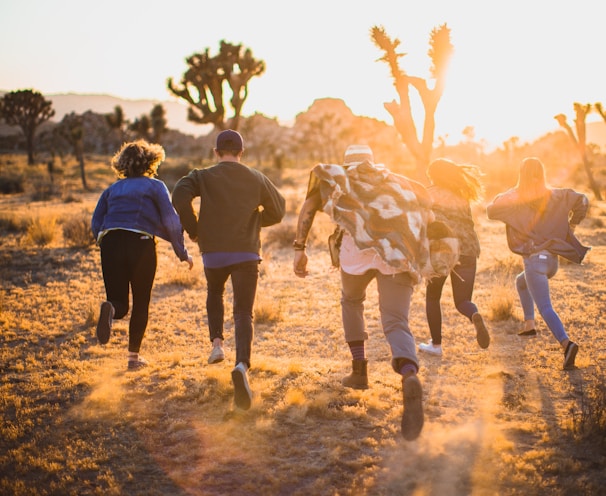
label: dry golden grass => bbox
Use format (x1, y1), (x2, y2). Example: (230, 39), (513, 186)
(1, 159), (605, 495)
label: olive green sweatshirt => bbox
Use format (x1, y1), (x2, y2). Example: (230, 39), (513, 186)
(172, 161), (285, 254)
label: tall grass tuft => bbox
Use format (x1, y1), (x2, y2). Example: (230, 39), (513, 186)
(571, 369), (606, 444)
(486, 256), (521, 321)
(255, 295), (282, 324)
(62, 214), (95, 247)
(25, 215), (57, 247)
(0, 212), (28, 233)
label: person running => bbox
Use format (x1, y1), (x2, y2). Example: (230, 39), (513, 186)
(418, 158), (490, 356)
(92, 140), (193, 370)
(293, 144), (433, 440)
(486, 157), (590, 370)
(172, 130), (285, 410)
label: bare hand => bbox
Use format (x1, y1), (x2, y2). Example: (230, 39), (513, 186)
(293, 250), (309, 278)
(186, 255), (194, 270)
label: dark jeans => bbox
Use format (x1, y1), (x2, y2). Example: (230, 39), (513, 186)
(100, 229), (157, 353)
(204, 260), (259, 368)
(425, 254), (478, 345)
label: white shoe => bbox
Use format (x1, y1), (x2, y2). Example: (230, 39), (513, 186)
(418, 341), (442, 356)
(207, 346), (225, 364)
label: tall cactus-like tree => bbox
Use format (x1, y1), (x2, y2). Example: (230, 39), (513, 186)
(371, 24), (454, 183)
(167, 40), (265, 131)
(0, 89), (55, 165)
(594, 102), (606, 123)
(54, 112), (88, 190)
(150, 104), (167, 144)
(555, 103), (602, 200)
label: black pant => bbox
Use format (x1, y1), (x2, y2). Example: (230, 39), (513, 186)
(100, 229), (157, 353)
(425, 254), (479, 345)
(204, 260), (259, 368)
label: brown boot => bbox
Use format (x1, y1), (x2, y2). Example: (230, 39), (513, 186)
(342, 359), (369, 389)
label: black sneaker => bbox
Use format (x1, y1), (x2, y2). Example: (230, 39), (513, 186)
(472, 313), (490, 349)
(231, 363), (252, 410)
(518, 329), (537, 336)
(96, 301), (114, 345)
(401, 375), (424, 441)
(563, 342), (578, 370)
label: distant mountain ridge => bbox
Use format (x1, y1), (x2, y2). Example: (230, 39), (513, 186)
(1, 91), (209, 137)
(1, 91), (605, 149)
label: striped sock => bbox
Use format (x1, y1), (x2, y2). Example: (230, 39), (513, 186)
(348, 341), (366, 361)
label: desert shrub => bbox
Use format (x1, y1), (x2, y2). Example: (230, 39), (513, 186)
(30, 180), (55, 202)
(25, 215), (57, 247)
(0, 212), (28, 233)
(163, 266), (201, 288)
(489, 283), (516, 321)
(62, 214), (95, 247)
(571, 369), (606, 444)
(486, 256), (521, 321)
(0, 174), (24, 194)
(254, 294), (282, 324)
(262, 220), (295, 249)
(157, 160), (196, 191)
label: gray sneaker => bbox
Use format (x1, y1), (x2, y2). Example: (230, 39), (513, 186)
(231, 363), (252, 410)
(401, 375), (424, 441)
(208, 346), (225, 364)
(127, 356), (148, 371)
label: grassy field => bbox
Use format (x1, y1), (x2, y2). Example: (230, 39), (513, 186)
(1, 156), (605, 495)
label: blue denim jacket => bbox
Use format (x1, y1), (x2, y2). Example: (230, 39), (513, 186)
(91, 176), (189, 261)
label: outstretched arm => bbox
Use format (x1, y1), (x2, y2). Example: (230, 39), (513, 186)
(293, 191), (322, 278)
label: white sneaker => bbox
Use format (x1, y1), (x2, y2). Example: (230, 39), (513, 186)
(207, 346), (225, 364)
(418, 341), (442, 356)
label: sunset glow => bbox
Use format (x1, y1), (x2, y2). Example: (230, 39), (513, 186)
(0, 0), (604, 147)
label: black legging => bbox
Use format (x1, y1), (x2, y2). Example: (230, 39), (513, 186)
(425, 254), (479, 345)
(100, 229), (157, 353)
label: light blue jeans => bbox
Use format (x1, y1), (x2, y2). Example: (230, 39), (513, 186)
(515, 251), (568, 343)
(340, 269), (418, 371)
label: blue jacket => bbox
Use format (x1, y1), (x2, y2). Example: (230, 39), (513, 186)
(91, 176), (189, 261)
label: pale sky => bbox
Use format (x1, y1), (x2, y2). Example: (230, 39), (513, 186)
(1, 0), (604, 148)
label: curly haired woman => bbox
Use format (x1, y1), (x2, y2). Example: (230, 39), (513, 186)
(92, 140), (193, 370)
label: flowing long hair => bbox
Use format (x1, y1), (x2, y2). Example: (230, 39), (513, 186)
(427, 158), (483, 202)
(516, 157), (550, 206)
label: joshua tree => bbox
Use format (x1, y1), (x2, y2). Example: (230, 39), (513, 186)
(594, 102), (606, 123)
(150, 104), (167, 144)
(167, 40), (265, 132)
(55, 112), (88, 190)
(371, 24), (454, 183)
(0, 89), (55, 165)
(129, 115), (152, 142)
(555, 103), (602, 200)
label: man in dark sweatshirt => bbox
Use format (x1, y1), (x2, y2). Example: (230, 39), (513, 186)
(172, 129), (285, 410)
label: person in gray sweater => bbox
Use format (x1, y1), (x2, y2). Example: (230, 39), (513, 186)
(486, 157), (589, 370)
(172, 130), (285, 410)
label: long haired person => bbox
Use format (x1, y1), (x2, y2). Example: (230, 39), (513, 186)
(419, 158), (490, 356)
(487, 157), (589, 369)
